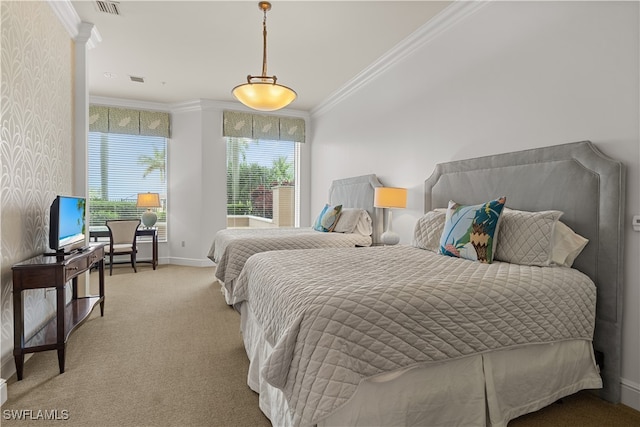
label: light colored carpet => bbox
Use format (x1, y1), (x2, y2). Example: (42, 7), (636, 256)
(3, 264), (639, 426)
(3, 264), (270, 427)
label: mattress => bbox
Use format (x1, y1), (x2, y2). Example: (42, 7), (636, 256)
(208, 227), (371, 303)
(233, 245), (599, 426)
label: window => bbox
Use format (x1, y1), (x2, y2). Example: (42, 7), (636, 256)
(88, 132), (167, 240)
(226, 137), (299, 228)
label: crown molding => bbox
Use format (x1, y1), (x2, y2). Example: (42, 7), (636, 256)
(311, 0), (490, 118)
(90, 97), (311, 121)
(48, 0), (101, 48)
(170, 99), (310, 119)
(89, 96), (172, 112)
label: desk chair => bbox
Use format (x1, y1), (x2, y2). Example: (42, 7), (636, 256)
(105, 219), (141, 276)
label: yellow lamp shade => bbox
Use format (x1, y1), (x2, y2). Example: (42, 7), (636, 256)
(374, 187), (407, 209)
(136, 192), (161, 208)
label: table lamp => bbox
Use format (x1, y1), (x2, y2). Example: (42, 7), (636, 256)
(374, 187), (408, 245)
(137, 192), (161, 228)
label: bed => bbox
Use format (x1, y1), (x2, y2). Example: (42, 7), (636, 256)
(208, 174), (383, 305)
(232, 141), (625, 427)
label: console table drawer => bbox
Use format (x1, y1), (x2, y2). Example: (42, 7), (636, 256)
(64, 258), (88, 281)
(87, 247), (104, 265)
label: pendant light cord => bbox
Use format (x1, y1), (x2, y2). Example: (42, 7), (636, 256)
(261, 5), (268, 78)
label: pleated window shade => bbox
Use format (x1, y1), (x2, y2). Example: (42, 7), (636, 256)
(223, 110), (305, 143)
(89, 105), (171, 138)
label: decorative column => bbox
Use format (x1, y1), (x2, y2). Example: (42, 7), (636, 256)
(73, 22), (95, 298)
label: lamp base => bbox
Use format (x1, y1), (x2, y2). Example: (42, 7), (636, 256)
(380, 230), (400, 246)
(141, 210), (157, 228)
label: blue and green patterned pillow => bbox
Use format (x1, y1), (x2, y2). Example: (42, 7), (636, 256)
(320, 204), (342, 232)
(313, 204), (330, 231)
(439, 197), (506, 263)
(313, 204), (343, 232)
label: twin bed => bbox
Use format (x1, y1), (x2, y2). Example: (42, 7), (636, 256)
(212, 141), (624, 427)
(208, 174), (383, 305)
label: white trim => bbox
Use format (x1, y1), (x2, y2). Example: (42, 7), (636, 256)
(168, 257), (215, 268)
(90, 96), (173, 113)
(311, 0), (490, 118)
(48, 0), (101, 48)
(0, 378), (6, 406)
(621, 377), (640, 411)
(1, 354), (33, 390)
(92, 97), (311, 120)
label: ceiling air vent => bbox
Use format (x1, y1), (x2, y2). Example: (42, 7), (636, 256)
(95, 1), (121, 15)
(129, 76), (145, 83)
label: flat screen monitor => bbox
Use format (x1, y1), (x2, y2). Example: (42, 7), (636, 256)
(49, 195), (86, 255)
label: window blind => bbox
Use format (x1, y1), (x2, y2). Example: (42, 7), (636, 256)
(88, 132), (168, 241)
(226, 137), (299, 228)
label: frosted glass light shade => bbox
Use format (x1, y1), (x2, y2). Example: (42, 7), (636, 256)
(232, 81), (297, 111)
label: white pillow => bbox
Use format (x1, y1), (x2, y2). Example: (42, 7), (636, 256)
(354, 211), (373, 236)
(413, 210), (446, 252)
(333, 208), (371, 235)
(551, 221), (589, 267)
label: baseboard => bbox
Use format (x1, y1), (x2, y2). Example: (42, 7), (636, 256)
(167, 257), (215, 268)
(621, 377), (640, 411)
(1, 378), (6, 406)
(1, 353), (34, 406)
(1, 356), (16, 386)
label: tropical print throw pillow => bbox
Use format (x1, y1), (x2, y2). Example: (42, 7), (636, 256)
(439, 197), (506, 263)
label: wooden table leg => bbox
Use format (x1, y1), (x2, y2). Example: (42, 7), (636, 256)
(56, 286), (65, 374)
(13, 287), (24, 380)
(13, 354), (24, 381)
(57, 346), (66, 374)
(153, 232), (158, 270)
(99, 259), (105, 316)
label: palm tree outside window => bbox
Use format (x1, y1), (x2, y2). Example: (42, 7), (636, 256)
(226, 137), (298, 228)
(88, 132), (168, 240)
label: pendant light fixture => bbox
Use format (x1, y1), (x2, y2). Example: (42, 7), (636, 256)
(232, 1), (297, 111)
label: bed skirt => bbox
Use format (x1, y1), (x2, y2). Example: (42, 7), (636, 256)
(240, 302), (602, 427)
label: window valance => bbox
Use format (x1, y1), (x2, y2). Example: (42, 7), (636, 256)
(89, 105), (171, 138)
(223, 110), (305, 143)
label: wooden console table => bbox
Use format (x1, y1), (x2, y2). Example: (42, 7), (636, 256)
(11, 245), (105, 380)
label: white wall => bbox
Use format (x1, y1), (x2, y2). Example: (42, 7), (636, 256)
(168, 100), (312, 266)
(309, 1), (640, 409)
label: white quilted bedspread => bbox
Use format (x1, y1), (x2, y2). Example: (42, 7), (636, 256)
(208, 228), (371, 295)
(233, 245), (597, 427)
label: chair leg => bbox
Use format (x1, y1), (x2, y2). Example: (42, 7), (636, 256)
(109, 253), (113, 276)
(132, 253), (137, 273)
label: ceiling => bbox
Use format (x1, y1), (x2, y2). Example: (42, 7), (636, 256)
(70, 1), (451, 112)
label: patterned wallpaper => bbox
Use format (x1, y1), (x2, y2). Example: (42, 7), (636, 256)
(0, 2), (73, 370)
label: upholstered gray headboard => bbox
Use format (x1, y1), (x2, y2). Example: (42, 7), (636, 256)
(328, 174), (384, 244)
(424, 141), (625, 403)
